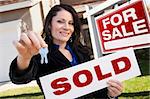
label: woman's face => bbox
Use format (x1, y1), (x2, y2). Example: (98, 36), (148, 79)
(50, 9), (74, 45)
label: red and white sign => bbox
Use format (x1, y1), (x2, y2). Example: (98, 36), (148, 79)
(40, 48), (141, 99)
(95, 0), (150, 54)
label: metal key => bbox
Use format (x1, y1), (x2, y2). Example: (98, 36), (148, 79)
(39, 47), (48, 64)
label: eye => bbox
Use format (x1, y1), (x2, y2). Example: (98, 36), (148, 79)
(57, 20), (64, 23)
(69, 22), (74, 25)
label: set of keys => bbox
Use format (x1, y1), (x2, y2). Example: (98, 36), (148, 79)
(39, 47), (49, 64)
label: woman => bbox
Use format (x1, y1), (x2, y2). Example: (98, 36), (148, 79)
(9, 4), (123, 98)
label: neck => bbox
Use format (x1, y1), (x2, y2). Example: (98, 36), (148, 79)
(59, 43), (66, 49)
(53, 42), (67, 49)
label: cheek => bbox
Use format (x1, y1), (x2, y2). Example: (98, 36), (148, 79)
(51, 32), (59, 39)
(71, 27), (74, 34)
(51, 26), (60, 36)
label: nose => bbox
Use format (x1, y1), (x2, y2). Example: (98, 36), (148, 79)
(63, 23), (70, 30)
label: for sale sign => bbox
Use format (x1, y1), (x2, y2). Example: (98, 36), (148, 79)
(95, 0), (150, 54)
(40, 48), (141, 99)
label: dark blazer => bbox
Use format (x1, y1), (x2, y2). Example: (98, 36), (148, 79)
(9, 44), (109, 98)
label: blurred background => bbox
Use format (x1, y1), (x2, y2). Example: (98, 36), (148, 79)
(0, 0), (150, 98)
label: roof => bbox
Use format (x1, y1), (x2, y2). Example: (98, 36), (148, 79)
(0, 0), (41, 12)
(0, 0), (26, 6)
(61, 0), (106, 5)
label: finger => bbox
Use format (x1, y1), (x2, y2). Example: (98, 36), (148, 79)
(108, 86), (121, 97)
(34, 32), (48, 47)
(20, 33), (32, 49)
(107, 87), (116, 97)
(108, 80), (123, 87)
(27, 31), (42, 49)
(13, 40), (27, 54)
(107, 80), (123, 91)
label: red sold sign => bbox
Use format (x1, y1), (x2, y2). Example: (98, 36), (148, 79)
(95, 0), (150, 53)
(40, 48), (141, 99)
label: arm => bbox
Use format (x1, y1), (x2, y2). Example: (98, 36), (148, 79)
(9, 56), (39, 84)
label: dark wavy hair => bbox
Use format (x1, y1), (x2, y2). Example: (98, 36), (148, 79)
(42, 3), (92, 58)
(42, 4), (81, 48)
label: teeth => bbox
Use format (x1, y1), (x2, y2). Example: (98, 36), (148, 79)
(61, 32), (69, 37)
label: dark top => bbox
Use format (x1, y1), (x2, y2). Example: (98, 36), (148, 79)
(9, 43), (109, 99)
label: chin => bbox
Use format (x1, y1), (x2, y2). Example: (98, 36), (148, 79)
(61, 38), (70, 42)
(59, 40), (69, 43)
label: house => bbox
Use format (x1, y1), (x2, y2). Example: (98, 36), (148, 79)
(0, 0), (106, 82)
(0, 0), (59, 82)
(0, 0), (149, 82)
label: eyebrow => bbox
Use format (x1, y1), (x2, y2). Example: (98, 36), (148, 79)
(57, 18), (73, 22)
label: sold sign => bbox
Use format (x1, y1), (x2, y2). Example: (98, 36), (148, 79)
(95, 0), (150, 54)
(40, 48), (141, 99)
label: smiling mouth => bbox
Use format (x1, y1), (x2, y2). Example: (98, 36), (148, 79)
(60, 32), (69, 37)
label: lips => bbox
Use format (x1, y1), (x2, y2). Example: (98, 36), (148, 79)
(60, 32), (69, 37)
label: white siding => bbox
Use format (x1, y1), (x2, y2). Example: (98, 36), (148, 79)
(0, 20), (21, 82)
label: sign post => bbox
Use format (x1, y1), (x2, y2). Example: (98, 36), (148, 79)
(84, 0), (124, 58)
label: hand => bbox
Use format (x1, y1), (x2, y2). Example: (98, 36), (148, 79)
(13, 31), (47, 70)
(107, 80), (123, 98)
